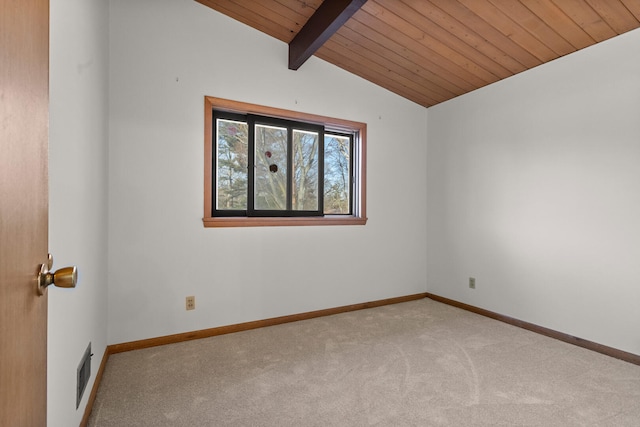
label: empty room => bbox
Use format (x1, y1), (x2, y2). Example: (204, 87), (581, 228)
(2, 0), (639, 426)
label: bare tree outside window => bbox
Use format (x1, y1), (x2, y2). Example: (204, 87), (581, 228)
(255, 124), (288, 210)
(293, 130), (319, 211)
(216, 119), (248, 210)
(324, 134), (351, 214)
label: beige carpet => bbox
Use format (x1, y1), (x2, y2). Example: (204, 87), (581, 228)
(88, 298), (640, 426)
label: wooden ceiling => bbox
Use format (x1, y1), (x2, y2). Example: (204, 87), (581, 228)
(196, 0), (640, 107)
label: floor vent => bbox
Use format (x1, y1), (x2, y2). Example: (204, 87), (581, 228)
(77, 342), (92, 409)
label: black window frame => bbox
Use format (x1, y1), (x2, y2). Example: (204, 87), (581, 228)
(213, 110), (329, 218)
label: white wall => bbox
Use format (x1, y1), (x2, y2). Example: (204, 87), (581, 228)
(107, 0), (428, 344)
(427, 28), (640, 355)
(49, 0), (109, 425)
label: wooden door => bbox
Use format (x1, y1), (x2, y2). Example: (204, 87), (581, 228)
(0, 0), (50, 425)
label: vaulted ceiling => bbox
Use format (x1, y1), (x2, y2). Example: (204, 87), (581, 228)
(196, 0), (640, 107)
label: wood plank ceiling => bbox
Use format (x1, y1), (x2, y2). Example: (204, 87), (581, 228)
(196, 0), (640, 108)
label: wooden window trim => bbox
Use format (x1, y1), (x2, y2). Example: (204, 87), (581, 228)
(203, 96), (367, 227)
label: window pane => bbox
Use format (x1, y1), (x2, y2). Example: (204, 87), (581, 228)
(255, 124), (287, 210)
(216, 119), (248, 210)
(324, 134), (351, 214)
(292, 129), (319, 211)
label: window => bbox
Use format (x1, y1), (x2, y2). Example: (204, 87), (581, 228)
(204, 97), (366, 227)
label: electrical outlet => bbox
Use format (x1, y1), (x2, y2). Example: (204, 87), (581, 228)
(469, 277), (476, 289)
(186, 296), (195, 310)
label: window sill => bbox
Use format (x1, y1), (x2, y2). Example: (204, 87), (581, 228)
(202, 215), (367, 228)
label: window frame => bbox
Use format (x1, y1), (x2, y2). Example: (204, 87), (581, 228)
(218, 113), (326, 217)
(204, 97), (367, 227)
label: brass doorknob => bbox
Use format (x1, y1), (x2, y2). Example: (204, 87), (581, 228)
(37, 255), (77, 296)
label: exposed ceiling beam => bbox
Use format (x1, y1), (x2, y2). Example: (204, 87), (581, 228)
(288, 0), (367, 70)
